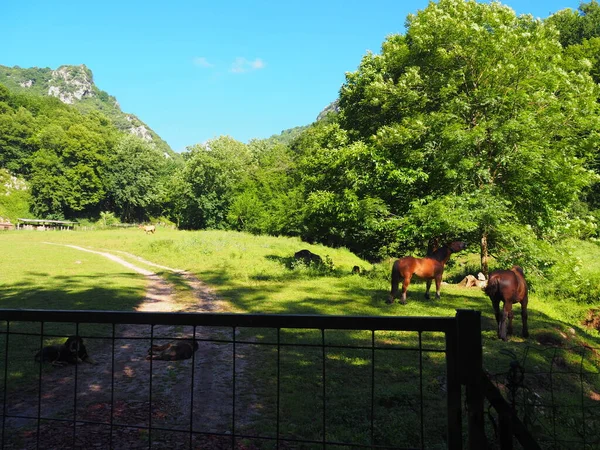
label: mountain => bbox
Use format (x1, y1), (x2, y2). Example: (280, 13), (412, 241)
(264, 99), (340, 145)
(316, 99), (339, 122)
(265, 125), (309, 145)
(0, 64), (175, 157)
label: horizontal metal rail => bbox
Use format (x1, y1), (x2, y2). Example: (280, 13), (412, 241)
(0, 309), (457, 332)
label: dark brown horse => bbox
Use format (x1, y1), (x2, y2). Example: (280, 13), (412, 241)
(484, 265), (529, 341)
(388, 241), (467, 305)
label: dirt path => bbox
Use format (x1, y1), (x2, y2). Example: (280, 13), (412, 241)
(4, 244), (248, 449)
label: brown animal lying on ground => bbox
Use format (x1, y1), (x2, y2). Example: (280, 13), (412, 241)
(34, 335), (96, 366)
(294, 249), (322, 265)
(146, 340), (199, 361)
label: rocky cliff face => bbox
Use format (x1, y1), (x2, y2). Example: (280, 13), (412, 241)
(126, 115), (153, 142)
(316, 99), (340, 121)
(47, 65), (94, 104)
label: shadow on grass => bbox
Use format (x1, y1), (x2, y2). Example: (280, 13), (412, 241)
(0, 271), (147, 392)
(0, 271), (145, 311)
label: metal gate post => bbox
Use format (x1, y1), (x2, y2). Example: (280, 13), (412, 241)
(456, 309), (486, 450)
(446, 322), (462, 450)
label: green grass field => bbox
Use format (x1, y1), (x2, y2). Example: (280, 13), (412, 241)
(1, 228), (599, 448)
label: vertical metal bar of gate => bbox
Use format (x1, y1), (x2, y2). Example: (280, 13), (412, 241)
(72, 323), (79, 448)
(36, 322), (44, 450)
(321, 328), (326, 449)
(1, 321), (8, 450)
(232, 326), (237, 450)
(110, 323), (115, 449)
(446, 316), (462, 450)
(457, 309), (486, 450)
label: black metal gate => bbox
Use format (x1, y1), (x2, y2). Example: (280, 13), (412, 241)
(0, 309), (495, 449)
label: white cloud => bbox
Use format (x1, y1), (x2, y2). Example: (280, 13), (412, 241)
(251, 58), (265, 70)
(230, 57), (266, 73)
(193, 57), (214, 68)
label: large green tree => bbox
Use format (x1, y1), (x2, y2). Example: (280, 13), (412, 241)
(321, 0), (600, 266)
(175, 136), (254, 229)
(227, 139), (303, 236)
(104, 135), (168, 222)
(28, 111), (117, 218)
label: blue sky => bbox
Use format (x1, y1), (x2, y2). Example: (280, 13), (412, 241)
(3, 0), (582, 152)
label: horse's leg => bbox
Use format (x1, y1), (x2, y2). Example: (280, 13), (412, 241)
(425, 279), (432, 300)
(497, 300), (510, 341)
(387, 262), (399, 304)
(521, 298), (529, 338)
(492, 299), (500, 323)
(507, 303), (514, 336)
(498, 302), (511, 341)
(492, 298), (503, 339)
(400, 276), (410, 305)
(434, 275), (442, 299)
(499, 313), (508, 341)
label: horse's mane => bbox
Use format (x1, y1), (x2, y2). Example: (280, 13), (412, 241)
(427, 241), (466, 264)
(427, 245), (451, 263)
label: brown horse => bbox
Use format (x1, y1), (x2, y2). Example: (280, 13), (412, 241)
(484, 265), (529, 341)
(388, 241), (467, 305)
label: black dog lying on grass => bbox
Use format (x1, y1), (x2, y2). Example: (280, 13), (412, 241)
(34, 335), (96, 366)
(146, 340), (199, 361)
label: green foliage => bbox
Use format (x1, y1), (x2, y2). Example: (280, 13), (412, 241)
(99, 211), (120, 227)
(290, 0), (600, 266)
(0, 81), (178, 222)
(537, 239), (600, 304)
(227, 139), (304, 236)
(547, 1), (600, 48)
(0, 169), (30, 221)
(0, 65), (176, 159)
(176, 136), (254, 229)
(0, 99), (36, 173)
(104, 134), (166, 222)
(262, 125), (309, 146)
(27, 111), (117, 218)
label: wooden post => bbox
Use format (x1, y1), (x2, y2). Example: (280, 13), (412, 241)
(480, 232), (489, 277)
(456, 309), (486, 450)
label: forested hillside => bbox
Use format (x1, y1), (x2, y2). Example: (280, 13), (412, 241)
(0, 64), (174, 157)
(3, 0), (600, 280)
(0, 84), (179, 222)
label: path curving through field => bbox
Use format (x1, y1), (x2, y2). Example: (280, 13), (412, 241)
(5, 243), (244, 449)
(41, 242), (227, 312)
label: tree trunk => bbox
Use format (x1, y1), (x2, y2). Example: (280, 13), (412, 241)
(481, 232), (489, 277)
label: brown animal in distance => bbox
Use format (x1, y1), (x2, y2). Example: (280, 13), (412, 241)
(139, 224), (156, 234)
(294, 249), (322, 266)
(484, 265), (529, 341)
(146, 339), (199, 361)
(34, 335), (96, 366)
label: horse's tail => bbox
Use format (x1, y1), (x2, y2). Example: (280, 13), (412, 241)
(389, 260), (401, 301)
(483, 274), (500, 298)
(511, 266), (528, 302)
(511, 265), (524, 277)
